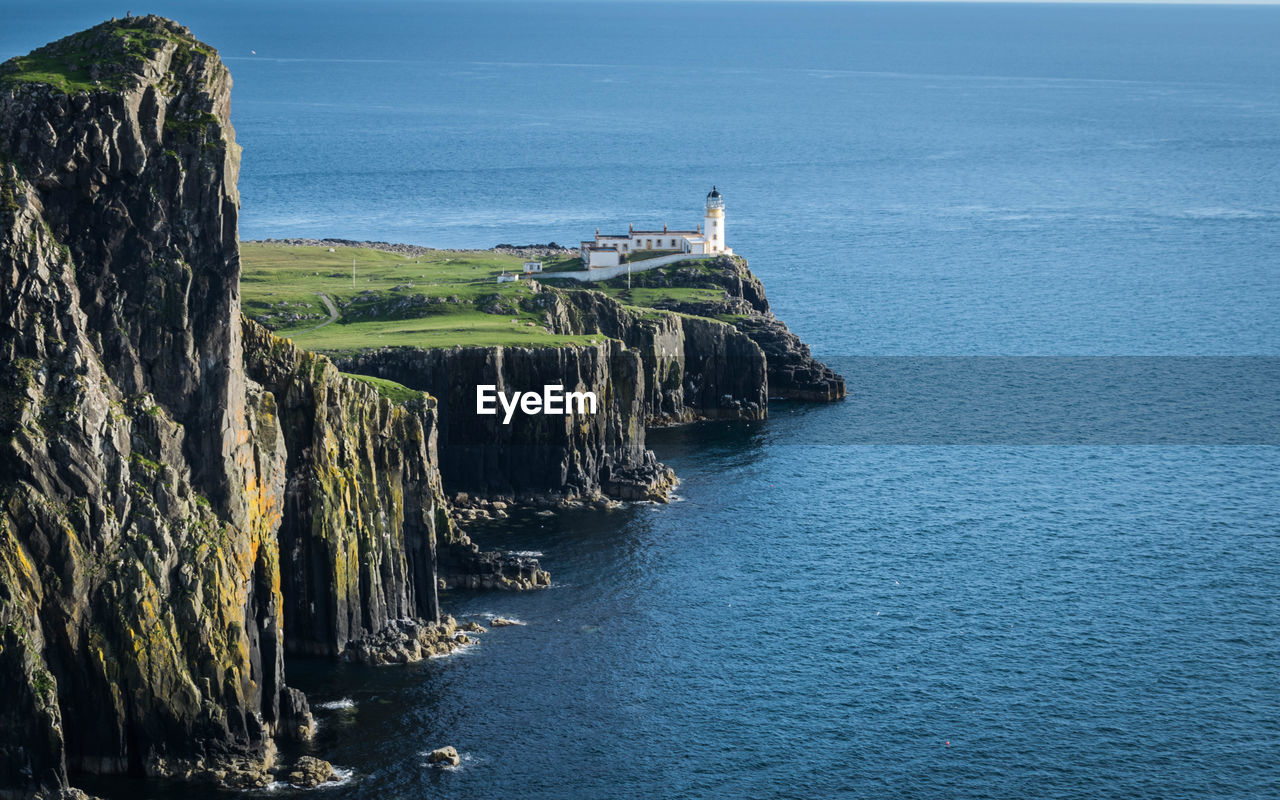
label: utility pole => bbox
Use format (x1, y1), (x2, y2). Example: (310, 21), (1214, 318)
(352, 256), (356, 289)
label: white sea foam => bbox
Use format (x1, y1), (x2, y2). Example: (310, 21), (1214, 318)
(261, 765), (355, 792)
(316, 698), (356, 711)
(429, 639), (479, 659)
(323, 767), (355, 788)
(486, 615), (527, 626)
(1172, 207), (1270, 221)
(508, 550), (544, 558)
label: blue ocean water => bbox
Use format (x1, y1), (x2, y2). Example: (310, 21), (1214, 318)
(5, 2), (1280, 797)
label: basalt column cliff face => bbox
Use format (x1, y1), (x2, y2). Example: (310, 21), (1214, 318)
(336, 259), (843, 505)
(0, 17), (302, 795)
(337, 339), (677, 502)
(241, 321), (469, 662)
(0, 18), (467, 798)
(574, 256), (846, 402)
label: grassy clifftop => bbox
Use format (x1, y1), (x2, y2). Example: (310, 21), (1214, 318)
(0, 16), (216, 94)
(239, 242), (749, 352)
(240, 242), (600, 350)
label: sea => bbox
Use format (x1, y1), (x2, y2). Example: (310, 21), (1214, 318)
(3, 2), (1279, 798)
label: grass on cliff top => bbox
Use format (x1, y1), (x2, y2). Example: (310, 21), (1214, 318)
(591, 285), (726, 308)
(0, 20), (213, 94)
(284, 315), (602, 352)
(561, 262), (727, 309)
(561, 258), (747, 322)
(340, 373), (424, 405)
(241, 242), (598, 351)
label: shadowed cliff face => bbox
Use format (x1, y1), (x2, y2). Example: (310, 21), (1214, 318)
(573, 257), (847, 402)
(334, 267), (839, 504)
(0, 18), (470, 797)
(336, 340), (678, 502)
(241, 320), (447, 657)
(0, 17), (300, 795)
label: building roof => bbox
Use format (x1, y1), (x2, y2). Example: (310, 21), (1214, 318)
(631, 229), (700, 236)
(708, 186), (721, 199)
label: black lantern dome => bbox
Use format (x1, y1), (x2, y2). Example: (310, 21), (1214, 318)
(705, 186), (724, 211)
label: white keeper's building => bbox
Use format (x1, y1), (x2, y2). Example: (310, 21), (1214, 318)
(580, 187), (732, 269)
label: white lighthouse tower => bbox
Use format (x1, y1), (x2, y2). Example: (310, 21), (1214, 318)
(704, 186), (729, 255)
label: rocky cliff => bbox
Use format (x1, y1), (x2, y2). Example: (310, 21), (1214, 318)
(243, 320), (439, 657)
(335, 259), (841, 504)
(333, 286), (774, 503)
(576, 256), (846, 402)
(0, 17), (307, 795)
(0, 18), (480, 798)
(336, 338), (679, 502)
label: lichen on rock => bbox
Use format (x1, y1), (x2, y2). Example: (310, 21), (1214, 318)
(0, 17), (305, 797)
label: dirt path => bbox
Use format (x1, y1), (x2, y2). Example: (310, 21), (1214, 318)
(290, 292), (339, 335)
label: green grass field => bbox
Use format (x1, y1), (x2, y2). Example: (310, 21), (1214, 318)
(240, 243), (600, 351)
(340, 373), (425, 404)
(240, 243), (741, 353)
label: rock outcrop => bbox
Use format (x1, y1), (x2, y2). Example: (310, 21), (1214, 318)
(549, 289), (770, 424)
(336, 340), (679, 502)
(426, 746), (460, 767)
(579, 256), (846, 401)
(241, 321), (446, 658)
(334, 257), (842, 504)
(0, 17), (501, 798)
(281, 755), (337, 788)
(0, 17), (308, 796)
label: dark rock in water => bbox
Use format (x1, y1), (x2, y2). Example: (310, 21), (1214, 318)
(345, 616), (469, 664)
(489, 617), (524, 628)
(427, 746), (460, 767)
(29, 790), (101, 800)
(284, 756), (337, 788)
(438, 532), (552, 591)
(279, 686), (316, 741)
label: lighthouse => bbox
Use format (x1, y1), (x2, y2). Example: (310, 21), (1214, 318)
(579, 188), (732, 267)
(704, 186), (726, 254)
